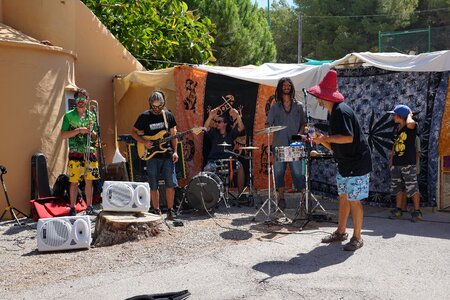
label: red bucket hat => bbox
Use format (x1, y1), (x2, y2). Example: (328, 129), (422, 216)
(307, 70), (344, 103)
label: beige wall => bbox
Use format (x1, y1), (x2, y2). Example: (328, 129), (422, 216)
(0, 44), (75, 214)
(0, 0), (142, 217)
(2, 0), (142, 164)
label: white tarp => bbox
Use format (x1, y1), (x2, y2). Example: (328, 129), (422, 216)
(333, 50), (450, 72)
(115, 51), (450, 120)
(196, 63), (332, 119)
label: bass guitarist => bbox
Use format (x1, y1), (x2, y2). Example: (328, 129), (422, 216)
(131, 90), (178, 220)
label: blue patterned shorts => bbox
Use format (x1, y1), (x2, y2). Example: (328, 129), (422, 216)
(336, 171), (370, 201)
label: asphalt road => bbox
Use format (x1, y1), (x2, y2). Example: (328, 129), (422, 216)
(6, 196), (450, 300)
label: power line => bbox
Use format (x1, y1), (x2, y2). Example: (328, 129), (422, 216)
(302, 7), (450, 19)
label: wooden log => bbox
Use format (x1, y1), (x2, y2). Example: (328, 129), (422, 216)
(93, 211), (164, 247)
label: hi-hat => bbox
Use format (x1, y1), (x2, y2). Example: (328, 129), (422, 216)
(218, 142), (232, 147)
(255, 125), (287, 135)
(239, 146), (259, 150)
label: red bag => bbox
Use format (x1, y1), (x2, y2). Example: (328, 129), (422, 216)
(29, 197), (87, 221)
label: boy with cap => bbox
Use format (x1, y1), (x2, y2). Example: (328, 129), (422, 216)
(388, 104), (422, 222)
(308, 69), (372, 251)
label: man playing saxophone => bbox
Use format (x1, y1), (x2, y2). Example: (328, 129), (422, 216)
(61, 88), (100, 216)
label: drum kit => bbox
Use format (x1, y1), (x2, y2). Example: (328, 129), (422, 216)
(180, 140), (259, 212)
(179, 124), (330, 225)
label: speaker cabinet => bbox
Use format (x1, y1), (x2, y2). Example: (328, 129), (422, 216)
(37, 216), (91, 252)
(101, 181), (150, 212)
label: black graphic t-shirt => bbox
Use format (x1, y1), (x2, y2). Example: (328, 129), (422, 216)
(205, 127), (239, 160)
(134, 110), (177, 159)
(392, 125), (417, 166)
(329, 102), (372, 177)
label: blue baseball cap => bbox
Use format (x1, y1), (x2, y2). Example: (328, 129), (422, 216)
(388, 104), (411, 119)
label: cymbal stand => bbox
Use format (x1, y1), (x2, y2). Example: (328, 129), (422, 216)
(0, 167), (28, 225)
(236, 147), (258, 207)
(253, 131), (287, 223)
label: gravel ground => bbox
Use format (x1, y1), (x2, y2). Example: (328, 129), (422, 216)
(0, 195), (295, 297)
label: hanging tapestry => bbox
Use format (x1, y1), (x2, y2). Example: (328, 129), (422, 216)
(310, 67), (449, 207)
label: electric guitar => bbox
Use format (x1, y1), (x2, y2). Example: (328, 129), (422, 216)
(137, 127), (205, 160)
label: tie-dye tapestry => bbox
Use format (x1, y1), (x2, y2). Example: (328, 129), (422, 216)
(310, 67), (449, 207)
(174, 66), (208, 182)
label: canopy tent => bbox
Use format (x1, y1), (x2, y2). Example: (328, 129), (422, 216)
(114, 50), (450, 121)
(113, 51), (450, 207)
(114, 51), (450, 102)
(333, 50), (450, 72)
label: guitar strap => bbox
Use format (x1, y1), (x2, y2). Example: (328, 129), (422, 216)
(162, 109), (169, 133)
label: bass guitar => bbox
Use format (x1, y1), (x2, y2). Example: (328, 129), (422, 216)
(137, 127), (205, 160)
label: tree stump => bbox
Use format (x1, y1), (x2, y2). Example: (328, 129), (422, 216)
(93, 211), (164, 247)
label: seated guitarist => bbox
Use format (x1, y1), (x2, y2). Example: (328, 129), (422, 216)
(131, 90), (178, 220)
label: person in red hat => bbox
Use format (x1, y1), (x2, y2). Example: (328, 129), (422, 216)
(308, 69), (372, 251)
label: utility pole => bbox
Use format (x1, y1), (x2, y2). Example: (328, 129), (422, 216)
(267, 0), (271, 30)
(297, 14), (302, 63)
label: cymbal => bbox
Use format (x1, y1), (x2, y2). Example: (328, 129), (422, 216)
(255, 125), (287, 135)
(218, 142), (232, 147)
(239, 146), (259, 150)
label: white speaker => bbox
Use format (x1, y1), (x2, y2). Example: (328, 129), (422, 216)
(37, 216), (91, 252)
(101, 181), (151, 212)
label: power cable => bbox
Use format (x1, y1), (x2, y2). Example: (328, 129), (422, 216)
(301, 7), (450, 19)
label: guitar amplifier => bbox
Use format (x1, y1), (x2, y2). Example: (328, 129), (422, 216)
(128, 142), (186, 182)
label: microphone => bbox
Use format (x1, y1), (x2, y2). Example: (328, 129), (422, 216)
(302, 88), (308, 98)
(0, 165), (6, 174)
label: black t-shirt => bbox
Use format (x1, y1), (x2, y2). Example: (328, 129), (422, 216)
(392, 125), (417, 166)
(329, 102), (372, 177)
(133, 109), (177, 159)
(205, 127), (239, 160)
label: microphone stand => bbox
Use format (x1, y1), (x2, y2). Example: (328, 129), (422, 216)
(294, 89), (332, 230)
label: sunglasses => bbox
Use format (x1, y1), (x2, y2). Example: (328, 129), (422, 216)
(75, 97), (87, 101)
(151, 104), (164, 110)
(214, 119), (224, 124)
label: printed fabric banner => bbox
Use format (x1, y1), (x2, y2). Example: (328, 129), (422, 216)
(438, 78), (450, 155)
(174, 66), (207, 182)
(252, 85), (294, 191)
(201, 73), (259, 189)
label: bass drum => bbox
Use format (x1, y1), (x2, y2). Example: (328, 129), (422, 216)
(186, 172), (223, 210)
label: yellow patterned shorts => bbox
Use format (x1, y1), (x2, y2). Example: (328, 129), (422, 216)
(68, 154), (100, 183)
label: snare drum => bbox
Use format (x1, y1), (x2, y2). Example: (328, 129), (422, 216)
(186, 172), (224, 210)
(275, 146), (306, 162)
(214, 158), (241, 175)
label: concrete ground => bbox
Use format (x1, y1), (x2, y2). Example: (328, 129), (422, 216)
(1, 191), (450, 300)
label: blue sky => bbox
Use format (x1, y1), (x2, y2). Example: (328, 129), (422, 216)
(255, 0), (296, 8)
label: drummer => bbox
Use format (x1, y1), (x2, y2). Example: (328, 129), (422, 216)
(266, 77), (307, 209)
(203, 107), (245, 195)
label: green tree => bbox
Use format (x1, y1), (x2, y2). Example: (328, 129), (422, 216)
(264, 0), (299, 63)
(294, 0), (421, 59)
(186, 0), (276, 66)
(82, 0), (216, 69)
